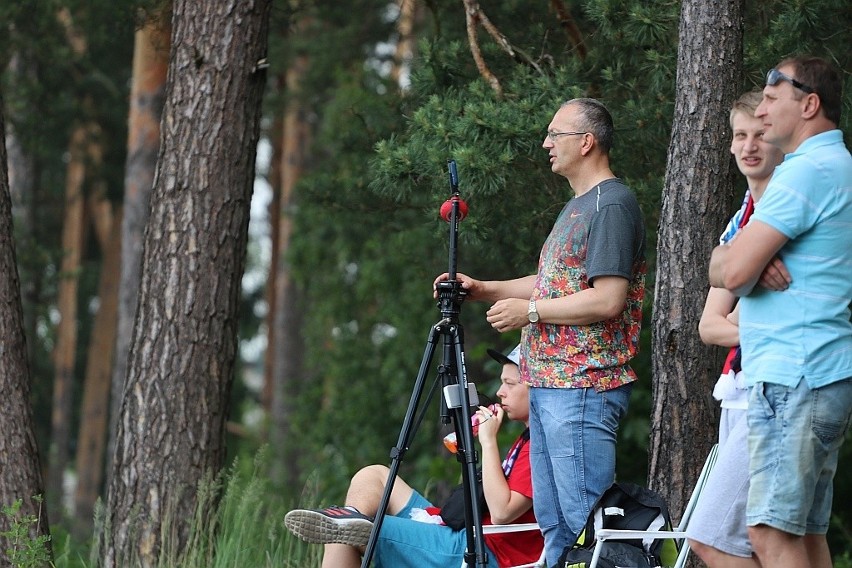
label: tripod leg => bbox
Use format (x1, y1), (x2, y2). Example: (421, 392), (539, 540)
(446, 324), (488, 568)
(359, 324), (442, 568)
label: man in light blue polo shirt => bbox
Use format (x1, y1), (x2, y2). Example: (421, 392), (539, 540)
(709, 55), (851, 568)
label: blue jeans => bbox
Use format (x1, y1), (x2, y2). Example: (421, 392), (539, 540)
(747, 378), (852, 535)
(529, 383), (633, 567)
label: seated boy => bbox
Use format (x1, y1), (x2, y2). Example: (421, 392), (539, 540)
(284, 345), (542, 567)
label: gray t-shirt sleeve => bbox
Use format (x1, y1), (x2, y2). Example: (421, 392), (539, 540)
(586, 201), (644, 283)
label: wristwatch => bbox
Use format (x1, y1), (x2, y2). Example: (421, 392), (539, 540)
(527, 299), (540, 323)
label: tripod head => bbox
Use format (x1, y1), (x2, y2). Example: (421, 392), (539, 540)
(436, 160), (469, 320)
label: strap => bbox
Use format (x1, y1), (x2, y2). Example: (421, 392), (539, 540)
(501, 428), (530, 476)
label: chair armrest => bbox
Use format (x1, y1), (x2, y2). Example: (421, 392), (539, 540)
(596, 528), (687, 540)
(483, 522), (541, 534)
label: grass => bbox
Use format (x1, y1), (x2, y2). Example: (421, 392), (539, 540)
(2, 448), (324, 568)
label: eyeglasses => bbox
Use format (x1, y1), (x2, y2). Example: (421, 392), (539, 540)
(547, 130), (587, 141)
(766, 68), (815, 94)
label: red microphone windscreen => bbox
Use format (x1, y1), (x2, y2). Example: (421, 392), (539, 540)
(440, 197), (469, 222)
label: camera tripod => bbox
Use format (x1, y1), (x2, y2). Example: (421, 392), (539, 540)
(360, 160), (487, 568)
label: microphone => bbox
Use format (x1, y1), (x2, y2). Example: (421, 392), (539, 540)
(440, 196), (469, 222)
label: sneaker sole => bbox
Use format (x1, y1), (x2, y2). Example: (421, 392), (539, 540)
(284, 510), (373, 547)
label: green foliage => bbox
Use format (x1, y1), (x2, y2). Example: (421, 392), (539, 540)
(37, 450), (321, 567)
(1, 496), (53, 568)
(0, 0), (138, 472)
(156, 449), (298, 568)
(278, 1), (852, 561)
(2, 0), (850, 563)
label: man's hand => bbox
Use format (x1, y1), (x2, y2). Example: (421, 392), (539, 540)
(433, 272), (483, 300)
(757, 256), (792, 291)
(486, 298), (530, 332)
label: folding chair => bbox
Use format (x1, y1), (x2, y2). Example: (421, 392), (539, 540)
(461, 522), (546, 568)
(588, 444), (720, 568)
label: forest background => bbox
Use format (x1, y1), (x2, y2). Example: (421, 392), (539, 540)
(0, 0), (850, 566)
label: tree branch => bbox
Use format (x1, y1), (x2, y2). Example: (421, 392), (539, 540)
(548, 0), (587, 59)
(462, 0), (502, 96)
(462, 0), (551, 95)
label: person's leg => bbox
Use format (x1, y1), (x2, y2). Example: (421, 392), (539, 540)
(689, 541), (759, 568)
(529, 384), (632, 568)
(804, 534), (832, 568)
(528, 387), (573, 568)
(321, 544), (361, 568)
(747, 379), (852, 568)
(748, 525), (810, 568)
(370, 513), (498, 568)
(322, 486), (450, 568)
(344, 464), (415, 517)
(687, 410), (758, 567)
(290, 464), (418, 567)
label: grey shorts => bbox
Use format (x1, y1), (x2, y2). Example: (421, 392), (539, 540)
(685, 409), (752, 557)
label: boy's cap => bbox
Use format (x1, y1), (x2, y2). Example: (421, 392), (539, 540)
(487, 344), (520, 367)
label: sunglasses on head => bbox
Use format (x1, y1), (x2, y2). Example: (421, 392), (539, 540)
(766, 68), (815, 94)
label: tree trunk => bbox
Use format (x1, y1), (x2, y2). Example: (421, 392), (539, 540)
(73, 205), (122, 537)
(101, 1), (271, 565)
(261, 109), (282, 413)
(649, 0), (743, 523)
(3, 53), (44, 417)
(390, 0), (417, 89)
(269, 49), (311, 490)
(47, 122), (89, 517)
(108, 7), (171, 483)
(0, 93), (51, 556)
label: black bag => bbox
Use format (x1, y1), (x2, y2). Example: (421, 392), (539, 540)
(557, 482), (677, 568)
(560, 544), (652, 568)
(440, 470), (487, 531)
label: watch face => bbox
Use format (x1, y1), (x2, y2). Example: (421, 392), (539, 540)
(528, 299), (539, 323)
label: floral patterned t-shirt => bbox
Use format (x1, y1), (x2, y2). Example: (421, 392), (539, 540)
(520, 179), (646, 391)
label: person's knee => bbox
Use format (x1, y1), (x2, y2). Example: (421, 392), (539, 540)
(748, 524), (796, 556)
(688, 539), (713, 562)
(747, 525), (767, 550)
(351, 464), (390, 485)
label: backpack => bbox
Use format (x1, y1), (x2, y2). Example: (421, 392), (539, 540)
(439, 469), (487, 530)
(557, 482), (678, 568)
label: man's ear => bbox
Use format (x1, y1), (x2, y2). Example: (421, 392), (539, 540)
(580, 132), (595, 156)
(801, 92), (822, 120)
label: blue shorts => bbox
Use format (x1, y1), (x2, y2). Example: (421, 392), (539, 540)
(747, 378), (852, 535)
(373, 490), (498, 568)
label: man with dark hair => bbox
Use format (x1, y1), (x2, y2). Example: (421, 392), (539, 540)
(435, 97), (646, 567)
(686, 89), (784, 568)
(710, 56), (851, 568)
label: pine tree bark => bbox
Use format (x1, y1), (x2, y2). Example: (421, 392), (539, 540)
(101, 1), (271, 565)
(650, 0), (743, 523)
(0, 93), (51, 553)
(108, 7), (171, 482)
(2, 53), (44, 404)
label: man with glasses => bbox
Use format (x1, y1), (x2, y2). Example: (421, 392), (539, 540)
(435, 98), (646, 567)
(709, 56), (852, 568)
